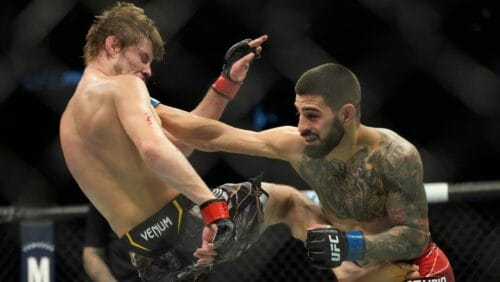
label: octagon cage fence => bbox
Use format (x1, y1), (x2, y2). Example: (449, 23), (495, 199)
(1, 181), (500, 282)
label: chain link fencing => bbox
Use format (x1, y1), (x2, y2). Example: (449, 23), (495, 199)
(1, 200), (499, 281)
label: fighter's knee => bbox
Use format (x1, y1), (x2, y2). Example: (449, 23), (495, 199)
(260, 183), (293, 220)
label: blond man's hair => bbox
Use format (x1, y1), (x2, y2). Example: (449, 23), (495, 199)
(83, 2), (164, 65)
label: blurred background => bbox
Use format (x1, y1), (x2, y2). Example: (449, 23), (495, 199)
(0, 0), (499, 281)
(1, 0), (499, 206)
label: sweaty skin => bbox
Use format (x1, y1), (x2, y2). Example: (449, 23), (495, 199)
(154, 94), (428, 280)
(297, 129), (429, 265)
(60, 34), (269, 238)
(60, 68), (190, 237)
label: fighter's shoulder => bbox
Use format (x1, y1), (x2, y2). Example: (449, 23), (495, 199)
(78, 74), (135, 94)
(373, 127), (422, 172)
(371, 128), (424, 194)
(375, 127), (417, 151)
(262, 126), (301, 141)
(87, 75), (145, 97)
(265, 125), (298, 133)
(111, 74), (147, 94)
(260, 126), (304, 159)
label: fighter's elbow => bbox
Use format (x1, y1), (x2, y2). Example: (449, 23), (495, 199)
(417, 231), (431, 254)
(192, 140), (218, 152)
(138, 141), (164, 164)
(407, 228), (431, 259)
(186, 130), (225, 152)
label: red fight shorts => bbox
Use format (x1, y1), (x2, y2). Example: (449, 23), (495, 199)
(406, 242), (455, 282)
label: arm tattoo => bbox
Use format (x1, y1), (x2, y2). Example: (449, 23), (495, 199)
(364, 133), (430, 262)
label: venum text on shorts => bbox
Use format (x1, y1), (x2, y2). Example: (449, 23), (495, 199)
(140, 216), (173, 241)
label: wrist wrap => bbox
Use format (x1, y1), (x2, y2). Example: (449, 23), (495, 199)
(211, 75), (241, 100)
(346, 231), (365, 261)
(150, 97), (161, 108)
(200, 198), (230, 225)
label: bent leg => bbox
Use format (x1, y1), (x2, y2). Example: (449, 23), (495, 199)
(261, 182), (328, 241)
(260, 183), (419, 282)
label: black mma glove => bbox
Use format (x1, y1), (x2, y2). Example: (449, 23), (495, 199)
(306, 226), (365, 269)
(212, 38), (260, 99)
(221, 38), (259, 81)
(199, 198), (235, 260)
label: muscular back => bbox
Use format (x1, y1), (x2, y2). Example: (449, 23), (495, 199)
(60, 72), (176, 236)
(296, 127), (428, 236)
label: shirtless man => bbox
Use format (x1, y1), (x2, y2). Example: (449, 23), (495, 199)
(59, 2), (273, 280)
(155, 63), (455, 281)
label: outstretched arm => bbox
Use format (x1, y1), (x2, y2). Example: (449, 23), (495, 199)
(157, 104), (303, 162)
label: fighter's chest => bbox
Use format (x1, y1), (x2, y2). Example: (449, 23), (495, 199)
(298, 149), (388, 221)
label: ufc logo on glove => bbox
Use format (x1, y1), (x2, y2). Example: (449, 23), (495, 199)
(306, 227), (364, 269)
(329, 234), (342, 262)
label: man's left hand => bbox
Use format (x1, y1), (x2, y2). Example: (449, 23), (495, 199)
(226, 35), (268, 82)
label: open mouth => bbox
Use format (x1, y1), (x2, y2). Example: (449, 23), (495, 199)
(303, 135), (318, 143)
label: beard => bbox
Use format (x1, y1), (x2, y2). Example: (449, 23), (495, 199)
(304, 118), (345, 159)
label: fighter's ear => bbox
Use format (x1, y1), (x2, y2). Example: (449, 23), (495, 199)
(104, 35), (122, 56)
(338, 103), (356, 125)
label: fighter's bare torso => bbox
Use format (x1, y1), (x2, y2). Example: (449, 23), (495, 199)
(60, 70), (178, 236)
(293, 127), (428, 235)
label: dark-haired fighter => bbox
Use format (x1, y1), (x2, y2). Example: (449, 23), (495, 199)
(155, 63), (454, 281)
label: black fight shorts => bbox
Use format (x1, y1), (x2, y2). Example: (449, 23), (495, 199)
(122, 176), (268, 282)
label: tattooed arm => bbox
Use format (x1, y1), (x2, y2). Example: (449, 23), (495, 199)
(362, 139), (430, 265)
